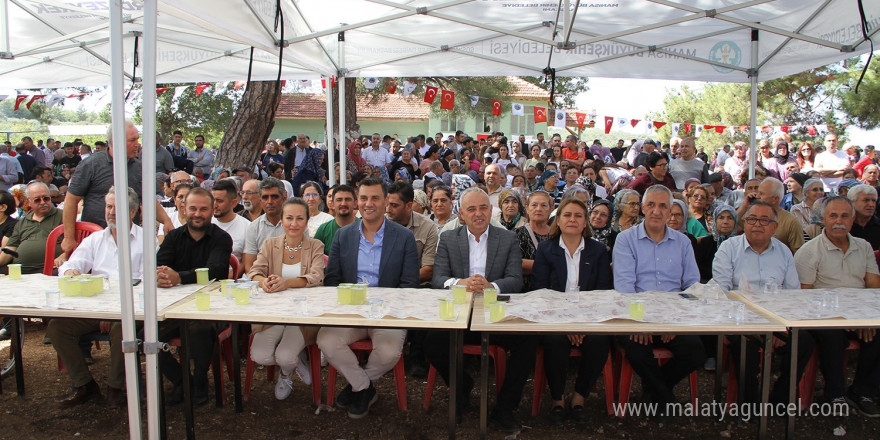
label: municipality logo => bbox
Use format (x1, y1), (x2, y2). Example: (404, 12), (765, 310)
(708, 41), (742, 73)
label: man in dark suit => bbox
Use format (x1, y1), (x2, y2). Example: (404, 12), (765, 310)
(424, 187), (535, 433)
(317, 177), (419, 419)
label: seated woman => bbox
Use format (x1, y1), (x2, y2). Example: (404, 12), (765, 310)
(589, 199), (617, 252)
(610, 189), (642, 233)
(685, 185), (712, 238)
(531, 198), (613, 424)
(493, 189), (527, 231)
(246, 198), (325, 401)
(515, 190), (554, 292)
(693, 205), (738, 283)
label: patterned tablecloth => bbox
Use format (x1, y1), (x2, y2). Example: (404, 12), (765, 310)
(179, 286), (467, 322)
(492, 285), (770, 325)
(0, 274), (201, 315)
(735, 287), (880, 321)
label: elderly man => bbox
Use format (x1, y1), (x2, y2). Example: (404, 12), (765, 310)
(668, 138), (709, 191)
(48, 187), (143, 408)
(424, 187), (531, 432)
(736, 177), (804, 254)
(362, 133), (393, 170)
(317, 178), (419, 419)
(483, 164), (504, 208)
(848, 184), (880, 250)
(155, 187), (232, 406)
(713, 201), (811, 404)
(613, 185), (705, 415)
(795, 196), (880, 416)
(0, 144), (20, 192)
(211, 179), (250, 261)
(0, 182), (63, 273)
(241, 177), (286, 274)
(238, 179), (263, 222)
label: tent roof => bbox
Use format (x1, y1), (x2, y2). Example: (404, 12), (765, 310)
(1, 1), (877, 88)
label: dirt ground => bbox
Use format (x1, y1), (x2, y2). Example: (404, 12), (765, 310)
(1, 320), (879, 439)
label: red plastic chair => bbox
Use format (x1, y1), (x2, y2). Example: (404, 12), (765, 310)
(228, 255), (241, 280)
(722, 337), (811, 408)
(243, 331), (322, 405)
(422, 344), (507, 411)
(168, 334), (228, 405)
(798, 339), (861, 406)
(43, 222), (103, 275)
(615, 347), (699, 417)
(531, 346), (615, 416)
(326, 339), (407, 410)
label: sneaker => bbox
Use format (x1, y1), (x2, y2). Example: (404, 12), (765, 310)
(275, 372), (294, 401)
(294, 351), (312, 385)
(830, 396), (848, 416)
(704, 357), (716, 371)
(336, 384), (354, 409)
(347, 383), (377, 419)
(846, 388), (880, 418)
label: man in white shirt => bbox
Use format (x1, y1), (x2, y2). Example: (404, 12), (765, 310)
(815, 133), (851, 194)
(48, 186), (144, 408)
(211, 179), (250, 261)
(362, 135), (392, 169)
(242, 178), (286, 273)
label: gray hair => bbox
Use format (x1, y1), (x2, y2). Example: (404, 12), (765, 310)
(562, 186), (590, 203)
(847, 184), (878, 202)
(642, 185), (674, 206)
(762, 177), (785, 201)
(613, 189), (640, 214)
(566, 134), (579, 143)
(0, 144), (8, 154)
(448, 159), (461, 168)
(259, 176), (287, 198)
(459, 186), (489, 209)
(821, 195), (855, 217)
(24, 181), (49, 199)
(744, 200), (778, 220)
(224, 176), (243, 192)
(803, 178), (824, 193)
(864, 164), (880, 175)
(107, 185), (139, 210)
(106, 120), (137, 147)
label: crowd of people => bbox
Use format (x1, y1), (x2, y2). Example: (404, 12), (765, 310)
(1, 123), (879, 433)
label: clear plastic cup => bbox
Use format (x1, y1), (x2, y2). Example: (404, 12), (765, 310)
(292, 296), (308, 316)
(439, 298), (455, 320)
(809, 298), (823, 318)
(823, 290), (839, 310)
(728, 301), (745, 323)
(566, 285), (580, 303)
(367, 299), (385, 319)
(45, 289), (59, 309)
(221, 279), (234, 299)
(763, 281), (779, 295)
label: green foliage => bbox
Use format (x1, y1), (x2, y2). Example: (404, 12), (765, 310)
(521, 76), (589, 108)
(135, 83), (243, 146)
(838, 60), (880, 129)
(358, 76), (518, 120)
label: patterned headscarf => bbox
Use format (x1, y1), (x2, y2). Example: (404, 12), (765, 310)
(413, 189), (430, 213)
(395, 167), (411, 183)
(575, 176), (597, 197)
(498, 189), (525, 230)
(670, 199), (690, 235)
(535, 170), (558, 190)
(712, 204), (738, 245)
(451, 174), (476, 215)
(590, 199), (615, 247)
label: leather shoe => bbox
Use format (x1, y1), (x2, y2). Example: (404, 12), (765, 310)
(59, 380), (102, 408)
(549, 405), (566, 425)
(336, 384), (354, 409)
(105, 386), (127, 408)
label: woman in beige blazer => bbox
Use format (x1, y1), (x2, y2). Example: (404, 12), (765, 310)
(246, 198), (325, 401)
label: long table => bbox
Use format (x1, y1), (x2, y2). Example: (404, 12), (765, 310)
(162, 285), (474, 440)
(730, 288), (880, 440)
(469, 289), (786, 440)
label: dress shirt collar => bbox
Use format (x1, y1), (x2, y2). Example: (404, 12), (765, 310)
(467, 226), (489, 244)
(819, 231), (855, 254)
(559, 236), (585, 256)
(359, 217), (387, 242)
(636, 222), (671, 244)
(743, 236), (776, 255)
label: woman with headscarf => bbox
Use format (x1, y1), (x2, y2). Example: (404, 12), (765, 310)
(625, 140), (644, 168)
(693, 205), (738, 283)
(291, 149), (326, 198)
(765, 140), (796, 182)
(394, 167), (411, 183)
(611, 188), (642, 233)
(790, 178), (825, 230)
(494, 189), (527, 231)
(347, 141), (367, 174)
(589, 199), (616, 252)
(450, 174), (476, 216)
(412, 189), (430, 216)
(536, 170), (563, 206)
(574, 176), (597, 202)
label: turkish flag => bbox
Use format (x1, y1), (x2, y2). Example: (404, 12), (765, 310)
(807, 125), (817, 136)
(703, 125), (714, 130)
(14, 95), (27, 110)
(604, 116), (614, 134)
(653, 121), (667, 130)
(26, 95), (46, 110)
(780, 125), (790, 133)
(156, 87), (169, 95)
(576, 113), (587, 129)
(684, 123), (692, 133)
(385, 80), (397, 94)
(195, 83), (211, 96)
(440, 90), (455, 110)
(234, 81), (246, 90)
(424, 86), (438, 103)
(491, 99), (502, 116)
(714, 125), (726, 133)
(534, 106), (547, 123)
(630, 119), (639, 128)
(67, 93), (87, 98)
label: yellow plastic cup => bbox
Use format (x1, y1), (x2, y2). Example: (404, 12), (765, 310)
(195, 268), (210, 285)
(451, 285), (467, 304)
(629, 300), (645, 319)
(489, 301), (506, 322)
(8, 264), (21, 280)
(195, 292), (210, 311)
(337, 284), (352, 305)
(232, 284), (250, 305)
(221, 279), (234, 298)
(483, 287), (498, 306)
(350, 284), (367, 305)
(78, 279), (98, 297)
(58, 276), (70, 295)
(439, 298), (455, 320)
(90, 276), (103, 295)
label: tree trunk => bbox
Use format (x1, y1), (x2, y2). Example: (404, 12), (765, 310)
(328, 79), (359, 147)
(216, 80), (282, 170)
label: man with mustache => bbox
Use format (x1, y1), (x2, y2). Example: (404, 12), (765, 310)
(48, 187), (144, 408)
(0, 181), (64, 273)
(238, 179), (263, 222)
(795, 196), (880, 417)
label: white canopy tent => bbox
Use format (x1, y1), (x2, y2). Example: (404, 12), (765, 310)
(2, 1), (879, 440)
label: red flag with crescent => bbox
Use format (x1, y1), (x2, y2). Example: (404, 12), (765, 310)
(491, 99), (502, 116)
(534, 106), (547, 123)
(604, 116), (613, 134)
(630, 119), (639, 128)
(156, 87), (169, 95)
(714, 125), (726, 133)
(440, 90), (455, 110)
(684, 123), (692, 132)
(576, 113), (587, 129)
(385, 80), (397, 94)
(424, 86), (438, 103)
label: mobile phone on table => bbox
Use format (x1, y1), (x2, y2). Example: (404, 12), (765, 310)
(496, 295), (511, 302)
(679, 293), (698, 300)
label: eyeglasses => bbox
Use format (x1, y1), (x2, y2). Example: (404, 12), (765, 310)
(744, 216), (777, 226)
(690, 194), (707, 200)
(241, 190), (259, 196)
(655, 162), (668, 168)
(302, 193), (321, 199)
(624, 202), (641, 207)
(31, 196), (51, 203)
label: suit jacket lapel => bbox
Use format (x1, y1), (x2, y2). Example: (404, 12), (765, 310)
(458, 227), (470, 278)
(486, 227), (500, 280)
(379, 224), (397, 285)
(345, 225), (360, 283)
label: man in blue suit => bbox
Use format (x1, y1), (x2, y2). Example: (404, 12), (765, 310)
(317, 178), (420, 419)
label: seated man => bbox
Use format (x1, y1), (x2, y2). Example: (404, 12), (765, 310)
(155, 187), (232, 406)
(713, 201), (812, 404)
(613, 184), (705, 414)
(48, 187), (143, 407)
(424, 187), (531, 433)
(0, 181), (64, 273)
(317, 178), (419, 419)
(795, 196), (880, 416)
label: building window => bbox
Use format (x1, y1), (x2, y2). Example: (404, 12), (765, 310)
(510, 114), (535, 135)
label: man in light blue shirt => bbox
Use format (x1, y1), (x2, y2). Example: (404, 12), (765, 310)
(613, 185), (705, 415)
(714, 200), (811, 405)
(0, 144), (22, 191)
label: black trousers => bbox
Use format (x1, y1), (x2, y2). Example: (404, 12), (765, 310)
(616, 335), (705, 404)
(150, 320), (216, 390)
(727, 332), (815, 404)
(540, 335), (610, 401)
(811, 329), (880, 399)
(424, 330), (538, 415)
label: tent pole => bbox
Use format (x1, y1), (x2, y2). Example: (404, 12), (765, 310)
(326, 76), (336, 187)
(0, 0), (10, 58)
(109, 1), (141, 439)
(141, 1), (162, 439)
(338, 31), (347, 185)
(748, 29), (758, 180)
